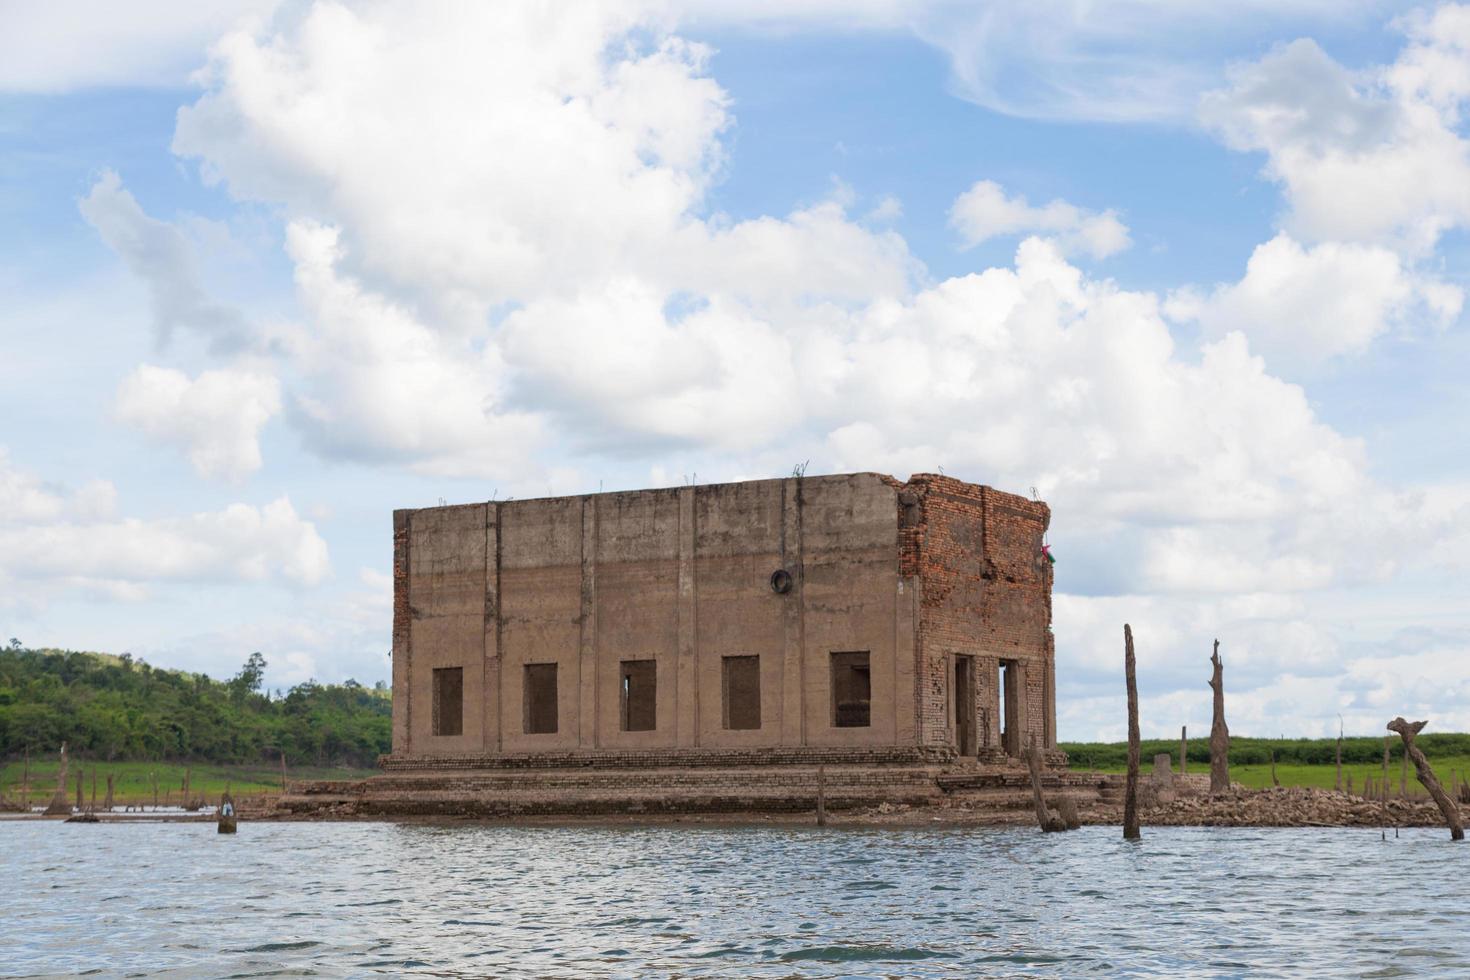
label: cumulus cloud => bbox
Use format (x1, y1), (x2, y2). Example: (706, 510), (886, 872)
(1200, 32), (1470, 255)
(949, 180), (1130, 258)
(114, 364), (281, 481)
(78, 171), (251, 350)
(1168, 234), (1463, 365)
(0, 449), (328, 606)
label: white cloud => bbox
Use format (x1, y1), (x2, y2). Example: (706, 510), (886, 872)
(78, 171), (251, 349)
(949, 180), (1130, 258)
(1200, 33), (1470, 255)
(0, 450), (328, 606)
(1168, 234), (1463, 365)
(0, 0), (278, 92)
(114, 364), (281, 481)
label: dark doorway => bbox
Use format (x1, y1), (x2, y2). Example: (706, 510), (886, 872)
(524, 663), (558, 734)
(831, 651), (871, 727)
(432, 666), (463, 737)
(999, 659), (1020, 756)
(620, 660), (657, 732)
(722, 655), (761, 730)
(953, 655), (975, 756)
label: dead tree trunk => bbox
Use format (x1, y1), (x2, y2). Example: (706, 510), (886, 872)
(1028, 739), (1066, 832)
(44, 743), (70, 815)
(1123, 624), (1141, 841)
(1388, 718), (1463, 841)
(1180, 726), (1187, 775)
(1208, 641), (1229, 794)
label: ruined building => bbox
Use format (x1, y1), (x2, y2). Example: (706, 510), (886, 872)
(386, 472), (1057, 770)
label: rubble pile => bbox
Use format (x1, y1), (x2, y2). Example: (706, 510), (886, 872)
(1139, 785), (1456, 828)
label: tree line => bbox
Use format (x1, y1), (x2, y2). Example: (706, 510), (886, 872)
(1060, 732), (1470, 771)
(0, 644), (390, 768)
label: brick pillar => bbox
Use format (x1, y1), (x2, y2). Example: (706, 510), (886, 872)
(676, 486), (699, 746)
(779, 478), (806, 745)
(578, 496), (598, 748)
(483, 502), (500, 754)
(391, 509), (412, 756)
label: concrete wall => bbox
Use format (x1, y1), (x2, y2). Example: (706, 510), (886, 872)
(391, 472), (921, 759)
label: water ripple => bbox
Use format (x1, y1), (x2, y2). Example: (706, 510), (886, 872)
(3, 823), (1469, 978)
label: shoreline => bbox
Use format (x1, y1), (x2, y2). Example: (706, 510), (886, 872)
(3, 786), (1460, 832)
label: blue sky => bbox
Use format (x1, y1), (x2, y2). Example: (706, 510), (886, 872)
(3, 1), (1469, 740)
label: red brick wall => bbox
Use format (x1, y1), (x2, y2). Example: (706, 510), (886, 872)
(901, 475), (1054, 751)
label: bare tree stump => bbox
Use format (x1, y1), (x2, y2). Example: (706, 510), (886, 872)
(1208, 641), (1229, 794)
(1387, 718), (1463, 841)
(1028, 740), (1066, 832)
(1123, 624), (1141, 841)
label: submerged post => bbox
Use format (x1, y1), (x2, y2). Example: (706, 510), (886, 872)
(1123, 624), (1141, 841)
(1387, 718), (1463, 841)
(1208, 641), (1229, 794)
(1028, 738), (1065, 832)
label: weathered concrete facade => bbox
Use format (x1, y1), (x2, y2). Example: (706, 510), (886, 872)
(388, 472), (1055, 767)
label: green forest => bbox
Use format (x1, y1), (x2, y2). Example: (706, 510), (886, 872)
(0, 644), (390, 768)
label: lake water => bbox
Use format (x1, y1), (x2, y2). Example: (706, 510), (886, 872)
(4, 821), (1467, 978)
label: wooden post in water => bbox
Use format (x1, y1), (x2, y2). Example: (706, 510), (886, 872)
(1180, 726), (1187, 776)
(1388, 718), (1463, 841)
(1028, 737), (1065, 832)
(816, 765), (827, 827)
(1208, 641), (1229, 795)
(1123, 624), (1141, 841)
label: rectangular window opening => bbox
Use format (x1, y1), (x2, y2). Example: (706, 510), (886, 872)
(831, 651), (871, 728)
(722, 656), (761, 730)
(523, 663), (558, 734)
(431, 666), (463, 737)
(620, 660), (657, 732)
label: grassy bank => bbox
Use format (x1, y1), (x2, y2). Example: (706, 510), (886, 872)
(1062, 736), (1470, 793)
(0, 759), (376, 807)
